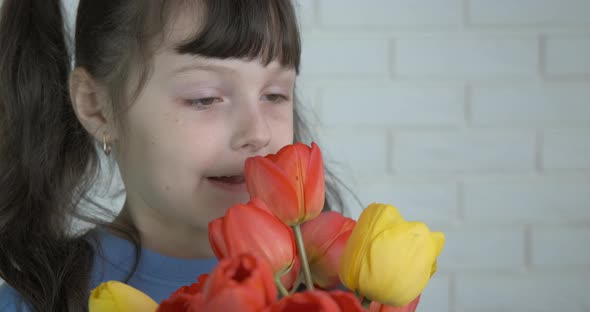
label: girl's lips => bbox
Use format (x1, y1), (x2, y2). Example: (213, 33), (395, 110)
(207, 176), (246, 192)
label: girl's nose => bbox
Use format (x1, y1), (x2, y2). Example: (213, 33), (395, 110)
(230, 102), (272, 153)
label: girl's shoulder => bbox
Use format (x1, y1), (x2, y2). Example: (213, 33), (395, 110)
(0, 283), (31, 312)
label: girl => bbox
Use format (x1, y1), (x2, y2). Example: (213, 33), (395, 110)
(0, 1), (345, 311)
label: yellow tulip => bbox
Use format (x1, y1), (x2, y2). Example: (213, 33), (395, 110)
(338, 203), (445, 307)
(89, 281), (158, 312)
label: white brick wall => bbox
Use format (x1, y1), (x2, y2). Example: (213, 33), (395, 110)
(301, 38), (390, 77)
(468, 0), (590, 25)
(545, 36), (590, 76)
(318, 0), (463, 27)
(471, 85), (590, 125)
(320, 86), (464, 126)
(299, 1), (590, 311)
(455, 273), (590, 312)
(395, 36), (539, 79)
(543, 129), (590, 169)
(2, 1), (587, 311)
(394, 131), (536, 173)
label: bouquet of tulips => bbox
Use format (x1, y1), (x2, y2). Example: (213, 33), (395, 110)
(89, 143), (445, 311)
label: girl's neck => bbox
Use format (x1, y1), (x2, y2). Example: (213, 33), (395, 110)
(109, 207), (214, 259)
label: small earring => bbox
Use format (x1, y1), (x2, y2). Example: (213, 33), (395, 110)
(102, 134), (111, 156)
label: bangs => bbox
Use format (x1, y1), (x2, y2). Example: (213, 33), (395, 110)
(173, 0), (301, 73)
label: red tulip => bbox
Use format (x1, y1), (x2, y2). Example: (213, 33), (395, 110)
(301, 211), (356, 289)
(190, 253), (278, 312)
(265, 290), (365, 312)
(157, 274), (208, 311)
(208, 199), (298, 287)
(281, 255), (301, 292)
(369, 295), (421, 312)
(245, 142), (325, 225)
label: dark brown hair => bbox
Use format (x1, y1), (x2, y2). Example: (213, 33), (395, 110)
(0, 1), (346, 311)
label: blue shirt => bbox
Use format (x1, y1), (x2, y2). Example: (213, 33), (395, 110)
(0, 229), (218, 311)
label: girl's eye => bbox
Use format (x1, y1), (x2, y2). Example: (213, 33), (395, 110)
(262, 93), (289, 104)
(185, 97), (222, 109)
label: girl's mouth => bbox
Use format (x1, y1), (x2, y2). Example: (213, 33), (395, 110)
(207, 175), (246, 192)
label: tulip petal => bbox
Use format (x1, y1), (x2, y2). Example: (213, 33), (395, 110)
(339, 203), (405, 292)
(269, 143), (311, 219)
(302, 142), (325, 222)
(217, 202), (297, 275)
(369, 294), (421, 312)
(271, 143), (311, 185)
(89, 281), (158, 312)
(365, 204), (406, 238)
(196, 254), (278, 311)
(269, 290), (365, 312)
(432, 231), (446, 257)
(209, 218), (228, 259)
(309, 229), (353, 289)
(328, 290), (366, 312)
(204, 253), (277, 308)
(158, 275), (209, 311)
(280, 255), (301, 290)
(268, 290), (341, 311)
(359, 222), (438, 306)
(245, 156), (300, 224)
(301, 211), (355, 262)
(301, 212), (355, 289)
(198, 287), (268, 312)
(251, 197), (273, 214)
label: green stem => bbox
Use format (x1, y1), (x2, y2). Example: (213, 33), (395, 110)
(274, 276), (289, 297)
(356, 292), (371, 308)
(289, 272), (303, 295)
(361, 297), (372, 309)
(292, 224), (314, 291)
(355, 291), (362, 302)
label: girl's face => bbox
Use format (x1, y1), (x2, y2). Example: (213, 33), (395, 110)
(114, 16), (296, 244)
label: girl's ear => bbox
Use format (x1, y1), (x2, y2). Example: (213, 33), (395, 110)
(69, 67), (117, 142)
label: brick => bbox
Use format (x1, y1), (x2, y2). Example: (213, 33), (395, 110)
(471, 85), (590, 125)
(543, 129), (590, 170)
(531, 227), (590, 267)
(320, 86), (464, 126)
(318, 130), (389, 176)
(393, 131), (535, 173)
(300, 38), (389, 77)
(455, 273), (590, 312)
(438, 228), (525, 271)
(354, 182), (457, 224)
(417, 274), (450, 312)
(318, 0), (462, 27)
(469, 0), (590, 25)
(463, 182), (590, 223)
(294, 0), (316, 29)
(545, 36), (590, 76)
(395, 36), (538, 78)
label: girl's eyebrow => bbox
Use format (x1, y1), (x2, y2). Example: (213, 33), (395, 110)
(170, 59), (296, 77)
(171, 63), (236, 76)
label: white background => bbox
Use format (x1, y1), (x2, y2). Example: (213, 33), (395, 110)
(296, 1), (590, 311)
(2, 1), (590, 311)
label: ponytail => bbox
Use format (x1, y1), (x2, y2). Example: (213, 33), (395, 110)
(0, 0), (98, 310)
(0, 1), (350, 310)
